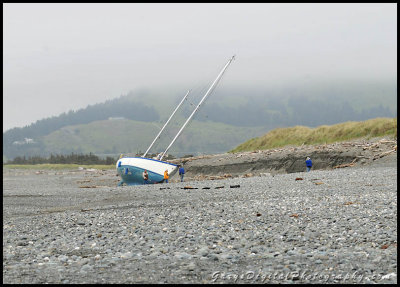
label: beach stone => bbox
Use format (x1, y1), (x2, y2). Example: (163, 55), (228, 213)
(186, 262), (196, 271)
(197, 247), (209, 257)
(80, 264), (93, 273)
(78, 258), (90, 265)
(58, 255), (68, 263)
(174, 252), (192, 260)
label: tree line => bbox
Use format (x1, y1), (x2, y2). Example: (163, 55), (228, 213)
(5, 152), (117, 165)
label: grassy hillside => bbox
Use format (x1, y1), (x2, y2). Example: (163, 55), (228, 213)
(43, 118), (268, 157)
(44, 119), (158, 155)
(230, 117), (397, 153)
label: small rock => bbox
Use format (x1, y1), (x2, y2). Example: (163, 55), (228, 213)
(58, 255), (68, 263)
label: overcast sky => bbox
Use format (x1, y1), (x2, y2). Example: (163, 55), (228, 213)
(3, 3), (397, 132)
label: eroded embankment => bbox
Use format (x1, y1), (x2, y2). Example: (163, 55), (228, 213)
(184, 151), (354, 175)
(177, 137), (397, 178)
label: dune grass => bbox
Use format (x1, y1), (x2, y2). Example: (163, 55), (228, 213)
(3, 164), (115, 170)
(230, 117), (397, 153)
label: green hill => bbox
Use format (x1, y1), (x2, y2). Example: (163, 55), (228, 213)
(230, 117), (397, 153)
(43, 118), (268, 157)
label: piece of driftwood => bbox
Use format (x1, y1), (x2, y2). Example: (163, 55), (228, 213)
(374, 149), (396, 159)
(334, 163), (356, 169)
(343, 201), (359, 205)
(379, 140), (397, 144)
(183, 186), (198, 189)
(80, 208), (93, 212)
(334, 158), (357, 169)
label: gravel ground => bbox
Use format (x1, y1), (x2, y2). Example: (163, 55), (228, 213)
(3, 160), (397, 284)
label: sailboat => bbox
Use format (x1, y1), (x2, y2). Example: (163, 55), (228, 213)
(116, 55), (235, 185)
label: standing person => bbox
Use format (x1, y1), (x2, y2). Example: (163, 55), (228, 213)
(143, 169), (149, 184)
(179, 165), (185, 182)
(306, 157), (312, 172)
(164, 169), (169, 183)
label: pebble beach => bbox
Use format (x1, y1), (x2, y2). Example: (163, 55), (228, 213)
(3, 139), (397, 284)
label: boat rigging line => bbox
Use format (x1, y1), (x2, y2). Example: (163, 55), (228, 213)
(142, 90), (191, 158)
(159, 55), (235, 160)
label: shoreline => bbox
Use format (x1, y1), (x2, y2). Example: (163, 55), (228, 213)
(3, 136), (397, 186)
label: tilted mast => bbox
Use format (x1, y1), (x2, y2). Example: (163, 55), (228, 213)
(159, 55), (235, 161)
(142, 90), (190, 158)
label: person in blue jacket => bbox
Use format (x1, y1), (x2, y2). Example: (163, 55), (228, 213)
(306, 157), (312, 172)
(179, 165), (185, 182)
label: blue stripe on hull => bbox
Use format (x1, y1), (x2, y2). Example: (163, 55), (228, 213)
(117, 165), (164, 185)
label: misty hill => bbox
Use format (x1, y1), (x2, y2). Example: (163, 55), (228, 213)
(123, 79), (397, 128)
(3, 79), (396, 161)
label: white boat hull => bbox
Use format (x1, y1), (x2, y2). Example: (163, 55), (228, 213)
(116, 157), (178, 185)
